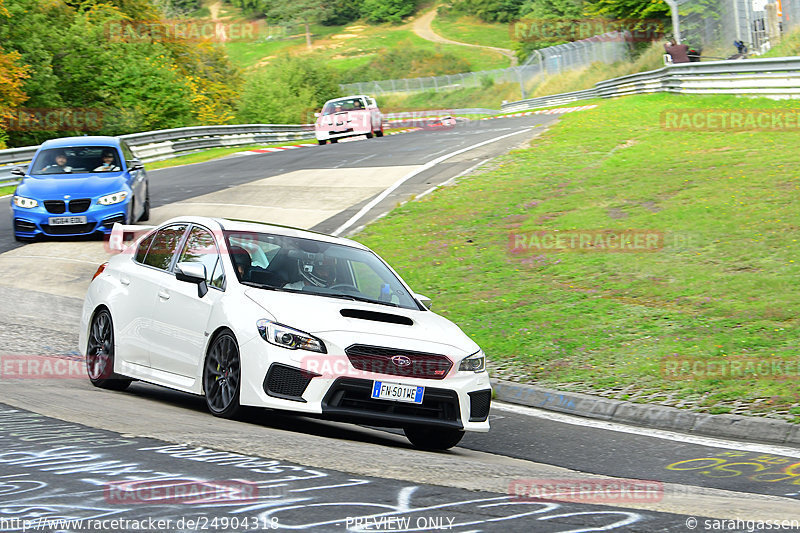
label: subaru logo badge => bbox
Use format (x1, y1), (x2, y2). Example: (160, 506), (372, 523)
(64, 195), (71, 199)
(391, 355), (412, 367)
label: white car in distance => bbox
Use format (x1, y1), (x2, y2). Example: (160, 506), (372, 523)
(80, 217), (491, 450)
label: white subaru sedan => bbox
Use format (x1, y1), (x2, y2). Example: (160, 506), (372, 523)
(80, 217), (491, 450)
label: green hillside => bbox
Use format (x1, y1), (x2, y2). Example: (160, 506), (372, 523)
(356, 93), (800, 420)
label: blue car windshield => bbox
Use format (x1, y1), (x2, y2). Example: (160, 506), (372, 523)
(31, 146), (121, 176)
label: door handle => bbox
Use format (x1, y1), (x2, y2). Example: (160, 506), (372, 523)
(120, 277), (130, 286)
(158, 290), (170, 300)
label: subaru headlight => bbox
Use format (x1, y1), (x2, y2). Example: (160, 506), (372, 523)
(459, 350), (486, 372)
(257, 319), (327, 353)
(98, 191), (128, 205)
(13, 196), (38, 209)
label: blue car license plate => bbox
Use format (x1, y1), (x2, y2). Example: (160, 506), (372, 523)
(371, 381), (424, 404)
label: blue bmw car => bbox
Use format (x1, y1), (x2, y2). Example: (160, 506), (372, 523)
(11, 136), (149, 242)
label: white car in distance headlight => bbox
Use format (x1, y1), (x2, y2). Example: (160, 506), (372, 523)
(80, 217), (491, 450)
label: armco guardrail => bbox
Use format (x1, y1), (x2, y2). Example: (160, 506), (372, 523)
(501, 56), (800, 112)
(0, 123), (314, 186)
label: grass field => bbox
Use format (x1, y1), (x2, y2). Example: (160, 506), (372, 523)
(0, 185), (15, 196)
(378, 81), (528, 112)
(430, 13), (515, 50)
(222, 20), (510, 73)
(762, 28), (800, 57)
(312, 27), (511, 74)
(355, 93), (800, 419)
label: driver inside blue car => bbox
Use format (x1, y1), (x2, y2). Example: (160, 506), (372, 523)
(94, 151), (121, 172)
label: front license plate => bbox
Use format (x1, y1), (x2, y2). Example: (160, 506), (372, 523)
(48, 216), (87, 225)
(371, 381), (424, 404)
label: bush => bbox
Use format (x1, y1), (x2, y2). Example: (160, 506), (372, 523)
(341, 46), (471, 82)
(360, 0), (417, 23)
(237, 56), (341, 124)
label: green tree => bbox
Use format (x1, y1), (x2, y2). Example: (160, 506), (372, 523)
(0, 36), (29, 148)
(265, 0), (333, 49)
(359, 0), (417, 23)
(439, 0), (523, 23)
(584, 0), (670, 22)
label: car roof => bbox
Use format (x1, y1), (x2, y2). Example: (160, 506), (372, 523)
(159, 216), (369, 250)
(326, 95), (371, 103)
(39, 136), (121, 149)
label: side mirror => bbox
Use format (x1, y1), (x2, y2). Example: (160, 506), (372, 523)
(175, 262), (208, 298)
(126, 159), (144, 172)
(415, 293), (432, 310)
(10, 166), (26, 177)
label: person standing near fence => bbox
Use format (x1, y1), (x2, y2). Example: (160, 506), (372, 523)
(664, 39), (691, 63)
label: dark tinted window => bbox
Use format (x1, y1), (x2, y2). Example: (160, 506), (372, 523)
(134, 231), (156, 263)
(31, 146), (120, 175)
(142, 225), (187, 271)
(178, 226), (224, 289)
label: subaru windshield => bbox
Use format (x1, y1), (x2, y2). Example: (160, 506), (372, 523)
(224, 231), (421, 310)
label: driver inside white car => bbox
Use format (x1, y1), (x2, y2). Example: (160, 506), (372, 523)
(284, 259), (335, 290)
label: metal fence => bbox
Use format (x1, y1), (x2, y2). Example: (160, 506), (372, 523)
(340, 32), (630, 96)
(501, 55), (800, 112)
(676, 0), (800, 56)
(0, 123), (314, 186)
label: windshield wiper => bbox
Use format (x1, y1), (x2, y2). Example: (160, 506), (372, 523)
(305, 291), (400, 308)
(240, 281), (286, 292)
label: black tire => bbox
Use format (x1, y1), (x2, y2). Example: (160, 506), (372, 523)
(126, 199), (136, 224)
(366, 131), (374, 139)
(330, 138), (338, 144)
(140, 183), (150, 222)
(375, 126), (384, 138)
(403, 426), (464, 451)
(317, 140), (326, 145)
(14, 234), (34, 243)
(203, 331), (242, 419)
(86, 309), (132, 391)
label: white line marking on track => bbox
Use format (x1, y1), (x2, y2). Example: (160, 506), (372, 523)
(416, 157), (492, 200)
(171, 202), (314, 211)
(347, 153), (377, 167)
(331, 128), (534, 236)
(3, 255), (99, 265)
(493, 401), (800, 457)
(0, 194), (11, 199)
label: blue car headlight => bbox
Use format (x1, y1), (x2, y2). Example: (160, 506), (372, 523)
(12, 196), (38, 209)
(98, 192), (128, 206)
